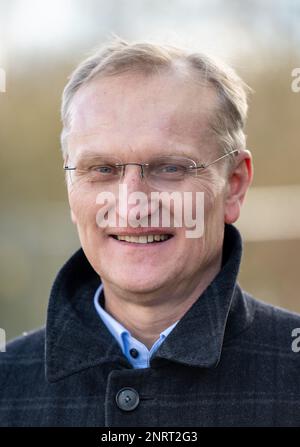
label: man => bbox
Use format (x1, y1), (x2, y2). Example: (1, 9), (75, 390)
(1, 39), (300, 427)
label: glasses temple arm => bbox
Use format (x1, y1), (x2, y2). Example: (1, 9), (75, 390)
(195, 149), (240, 170)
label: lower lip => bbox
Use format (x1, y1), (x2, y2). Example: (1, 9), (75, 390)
(108, 235), (174, 248)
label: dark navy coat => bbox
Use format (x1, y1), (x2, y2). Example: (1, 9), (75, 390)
(1, 224), (300, 426)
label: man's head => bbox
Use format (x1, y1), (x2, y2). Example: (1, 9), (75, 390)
(60, 39), (252, 303)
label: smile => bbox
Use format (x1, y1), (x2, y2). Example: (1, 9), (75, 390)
(110, 234), (173, 244)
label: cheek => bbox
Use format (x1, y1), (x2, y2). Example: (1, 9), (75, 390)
(68, 190), (97, 228)
(190, 170), (226, 197)
(189, 182), (226, 245)
(193, 181), (224, 217)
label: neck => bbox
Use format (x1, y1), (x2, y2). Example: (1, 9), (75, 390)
(101, 255), (222, 350)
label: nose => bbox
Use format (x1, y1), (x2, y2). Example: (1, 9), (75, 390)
(117, 163), (151, 227)
(120, 163), (148, 192)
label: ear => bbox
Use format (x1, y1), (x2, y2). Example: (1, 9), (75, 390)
(224, 149), (253, 224)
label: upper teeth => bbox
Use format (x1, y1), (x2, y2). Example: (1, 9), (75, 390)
(116, 234), (170, 243)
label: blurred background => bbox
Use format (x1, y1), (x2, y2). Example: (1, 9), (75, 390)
(0, 0), (299, 341)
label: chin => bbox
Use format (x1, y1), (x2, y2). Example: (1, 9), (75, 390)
(106, 267), (169, 295)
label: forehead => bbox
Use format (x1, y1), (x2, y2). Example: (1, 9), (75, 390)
(67, 71), (218, 157)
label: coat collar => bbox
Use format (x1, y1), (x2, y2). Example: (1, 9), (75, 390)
(45, 224), (254, 382)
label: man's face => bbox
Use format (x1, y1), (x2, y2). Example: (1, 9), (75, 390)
(66, 72), (230, 300)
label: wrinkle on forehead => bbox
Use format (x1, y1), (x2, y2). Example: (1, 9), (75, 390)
(67, 71), (218, 157)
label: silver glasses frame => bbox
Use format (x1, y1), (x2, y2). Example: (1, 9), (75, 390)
(64, 149), (240, 181)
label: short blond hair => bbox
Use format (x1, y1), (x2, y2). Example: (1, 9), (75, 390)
(61, 38), (250, 159)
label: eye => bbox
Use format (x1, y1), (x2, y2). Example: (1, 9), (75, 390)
(161, 164), (181, 173)
(91, 165), (119, 176)
(86, 164), (120, 182)
(93, 165), (114, 174)
(155, 163), (187, 176)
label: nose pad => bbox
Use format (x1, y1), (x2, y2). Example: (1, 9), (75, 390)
(139, 164), (146, 179)
(121, 163), (146, 185)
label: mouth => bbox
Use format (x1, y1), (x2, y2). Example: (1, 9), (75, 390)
(109, 234), (174, 244)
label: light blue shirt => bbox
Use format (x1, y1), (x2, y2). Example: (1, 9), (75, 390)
(94, 284), (179, 368)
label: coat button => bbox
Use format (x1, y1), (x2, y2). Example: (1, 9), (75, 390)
(116, 387), (140, 411)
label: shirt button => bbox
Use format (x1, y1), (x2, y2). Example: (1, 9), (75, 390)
(116, 388), (140, 412)
(129, 348), (139, 358)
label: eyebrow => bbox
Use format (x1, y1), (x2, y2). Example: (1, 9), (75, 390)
(75, 150), (113, 160)
(69, 149), (120, 165)
(73, 149), (203, 163)
(67, 130), (208, 162)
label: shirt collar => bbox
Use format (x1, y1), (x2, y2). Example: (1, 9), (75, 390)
(45, 224), (255, 382)
(93, 284), (129, 351)
(94, 284), (178, 355)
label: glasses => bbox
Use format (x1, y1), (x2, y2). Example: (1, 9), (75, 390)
(64, 149), (239, 190)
